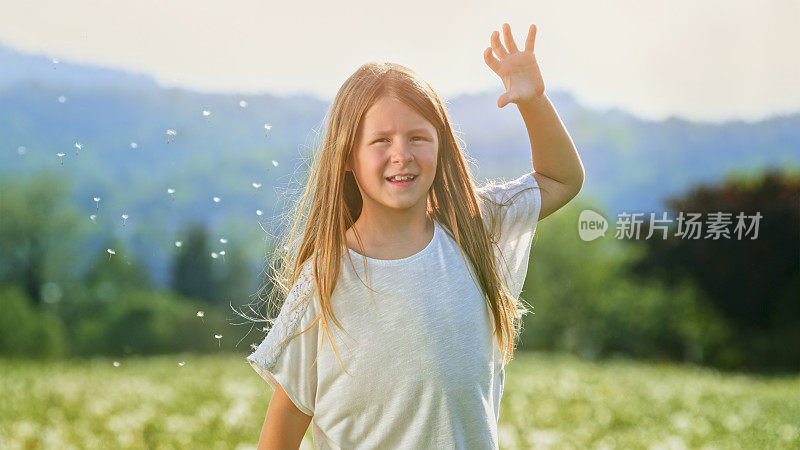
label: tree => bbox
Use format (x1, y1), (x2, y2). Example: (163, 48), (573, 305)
(170, 223), (218, 304)
(632, 167), (800, 372)
(0, 172), (90, 306)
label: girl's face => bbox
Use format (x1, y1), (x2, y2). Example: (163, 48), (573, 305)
(346, 96), (439, 217)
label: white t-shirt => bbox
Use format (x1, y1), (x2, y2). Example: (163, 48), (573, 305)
(247, 172), (542, 449)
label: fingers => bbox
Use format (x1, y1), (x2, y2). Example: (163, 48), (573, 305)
(524, 23), (537, 53)
(483, 47), (501, 73)
(502, 23), (519, 54)
(497, 91), (517, 109)
(490, 30), (508, 59)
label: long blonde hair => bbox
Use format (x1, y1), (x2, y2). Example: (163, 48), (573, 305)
(250, 61), (530, 370)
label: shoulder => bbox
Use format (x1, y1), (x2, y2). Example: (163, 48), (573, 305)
(290, 259), (319, 305)
(475, 172), (540, 205)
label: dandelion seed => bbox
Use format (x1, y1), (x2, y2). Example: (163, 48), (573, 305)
(252, 182), (262, 189)
(75, 142), (82, 155)
(264, 123), (272, 137)
(167, 188), (175, 201)
(52, 58), (59, 69)
(202, 109), (211, 123)
(261, 327), (268, 332)
(213, 196), (220, 203)
(175, 241), (183, 247)
(18, 146), (27, 155)
(94, 197), (101, 212)
(272, 160), (278, 167)
(256, 210), (263, 216)
(58, 95), (66, 103)
(211, 252), (218, 259)
(239, 100), (247, 108)
(130, 142), (138, 149)
(219, 250), (226, 262)
(196, 310), (205, 324)
(121, 213), (128, 227)
(250, 343), (258, 351)
(178, 361), (185, 367)
(89, 214), (97, 223)
(113, 361), (120, 367)
(57, 152), (66, 165)
(107, 248), (115, 261)
(219, 238), (227, 244)
(166, 129), (176, 144)
(214, 334), (223, 348)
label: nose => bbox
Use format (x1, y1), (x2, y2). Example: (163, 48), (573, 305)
(389, 140), (414, 165)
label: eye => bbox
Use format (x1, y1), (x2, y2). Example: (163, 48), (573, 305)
(412, 136), (427, 141)
(372, 138), (389, 144)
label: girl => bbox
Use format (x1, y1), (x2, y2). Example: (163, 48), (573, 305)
(245, 22), (584, 449)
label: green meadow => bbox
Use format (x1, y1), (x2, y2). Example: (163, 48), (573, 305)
(1, 352), (798, 449)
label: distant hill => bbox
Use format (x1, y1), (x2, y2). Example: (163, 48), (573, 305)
(1, 42), (797, 287)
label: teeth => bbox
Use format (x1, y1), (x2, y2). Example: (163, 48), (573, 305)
(389, 175), (415, 182)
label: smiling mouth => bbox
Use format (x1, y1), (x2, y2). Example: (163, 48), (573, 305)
(386, 175), (417, 185)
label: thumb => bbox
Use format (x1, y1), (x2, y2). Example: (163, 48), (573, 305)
(497, 91), (516, 108)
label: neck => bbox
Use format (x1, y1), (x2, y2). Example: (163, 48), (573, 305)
(351, 210), (433, 246)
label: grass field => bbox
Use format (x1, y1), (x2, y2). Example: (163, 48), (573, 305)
(1, 351), (798, 449)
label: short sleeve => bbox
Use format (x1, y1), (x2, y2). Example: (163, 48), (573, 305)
(475, 172), (542, 299)
(246, 261), (319, 416)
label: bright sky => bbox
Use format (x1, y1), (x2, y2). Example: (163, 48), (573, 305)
(1, 0), (797, 122)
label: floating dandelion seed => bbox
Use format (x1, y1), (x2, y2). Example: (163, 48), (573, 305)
(167, 188), (175, 201)
(75, 142), (82, 155)
(166, 129), (176, 144)
(219, 250), (226, 262)
(89, 214), (97, 223)
(58, 95), (66, 103)
(17, 146), (27, 155)
(256, 210), (263, 216)
(214, 334), (223, 348)
(94, 197), (101, 212)
(264, 123), (272, 136)
(202, 110), (211, 122)
(219, 238), (227, 244)
(213, 196), (220, 203)
(178, 361), (185, 367)
(175, 241), (183, 247)
(52, 58), (59, 69)
(107, 248), (115, 260)
(196, 310), (205, 324)
(211, 252), (219, 259)
(252, 182), (262, 189)
(57, 153), (66, 165)
(272, 160), (279, 167)
(113, 361), (120, 367)
(130, 142), (138, 149)
(121, 213), (128, 227)
(239, 100), (247, 108)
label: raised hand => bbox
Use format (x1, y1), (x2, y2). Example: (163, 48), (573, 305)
(483, 23), (545, 108)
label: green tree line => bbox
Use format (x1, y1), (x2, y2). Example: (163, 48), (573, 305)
(1, 168), (797, 373)
(0, 171), (268, 358)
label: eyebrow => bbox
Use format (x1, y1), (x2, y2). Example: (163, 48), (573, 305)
(370, 127), (432, 136)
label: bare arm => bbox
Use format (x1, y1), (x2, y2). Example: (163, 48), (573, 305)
(484, 23), (586, 221)
(257, 383), (312, 450)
